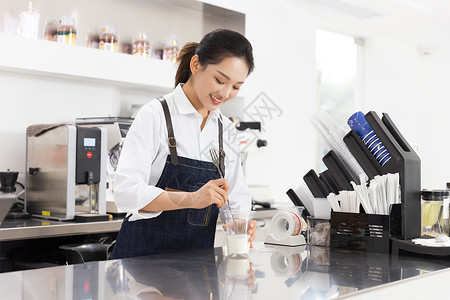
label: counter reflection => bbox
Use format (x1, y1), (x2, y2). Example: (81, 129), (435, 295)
(218, 254), (255, 299)
(3, 243), (450, 299)
(104, 248), (220, 300)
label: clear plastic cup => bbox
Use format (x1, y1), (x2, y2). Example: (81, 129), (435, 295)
(224, 210), (254, 254)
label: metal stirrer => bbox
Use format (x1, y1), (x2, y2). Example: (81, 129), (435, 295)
(210, 148), (236, 225)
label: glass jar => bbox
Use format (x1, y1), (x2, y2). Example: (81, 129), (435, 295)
(86, 29), (100, 49)
(421, 190), (449, 237)
(163, 40), (179, 63)
(18, 2), (40, 39)
(132, 32), (150, 58)
(57, 16), (76, 45)
(99, 25), (118, 53)
(43, 20), (57, 41)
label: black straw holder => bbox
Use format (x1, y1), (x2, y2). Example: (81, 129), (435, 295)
(343, 111), (421, 240)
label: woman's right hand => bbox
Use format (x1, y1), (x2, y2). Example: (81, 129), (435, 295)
(191, 178), (230, 209)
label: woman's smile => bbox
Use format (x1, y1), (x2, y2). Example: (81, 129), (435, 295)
(210, 94), (224, 105)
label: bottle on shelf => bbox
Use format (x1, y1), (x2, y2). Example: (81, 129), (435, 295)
(57, 16), (76, 45)
(132, 32), (151, 58)
(43, 19), (57, 41)
(99, 25), (118, 53)
(87, 29), (100, 49)
(18, 1), (40, 39)
(163, 40), (179, 63)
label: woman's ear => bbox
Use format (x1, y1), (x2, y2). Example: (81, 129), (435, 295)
(190, 54), (200, 75)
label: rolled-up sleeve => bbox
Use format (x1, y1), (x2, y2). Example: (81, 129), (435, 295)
(114, 103), (165, 220)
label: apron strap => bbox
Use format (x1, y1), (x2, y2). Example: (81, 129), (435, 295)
(218, 115), (225, 177)
(158, 96), (178, 166)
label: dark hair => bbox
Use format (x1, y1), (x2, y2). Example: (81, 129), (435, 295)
(175, 29), (254, 87)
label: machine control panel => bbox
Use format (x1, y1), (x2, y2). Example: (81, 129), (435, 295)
(76, 127), (102, 184)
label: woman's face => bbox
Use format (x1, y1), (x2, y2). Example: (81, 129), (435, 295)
(191, 56), (249, 112)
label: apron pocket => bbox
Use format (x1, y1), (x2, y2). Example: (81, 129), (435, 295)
(187, 206), (211, 226)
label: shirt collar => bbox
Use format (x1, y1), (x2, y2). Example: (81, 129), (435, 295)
(172, 84), (221, 119)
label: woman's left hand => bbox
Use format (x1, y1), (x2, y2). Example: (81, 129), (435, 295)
(247, 220), (257, 248)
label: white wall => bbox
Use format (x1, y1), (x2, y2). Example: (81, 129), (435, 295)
(362, 36), (424, 148)
(420, 45), (450, 189)
(243, 0), (318, 203)
(0, 71), (122, 184)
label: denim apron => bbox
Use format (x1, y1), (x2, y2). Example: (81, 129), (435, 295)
(111, 97), (226, 259)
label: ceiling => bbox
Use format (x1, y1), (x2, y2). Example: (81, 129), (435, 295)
(291, 0), (450, 47)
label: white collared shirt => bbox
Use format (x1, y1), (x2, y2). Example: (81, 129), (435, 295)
(114, 84), (251, 221)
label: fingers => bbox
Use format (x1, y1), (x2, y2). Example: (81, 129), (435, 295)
(212, 178), (230, 193)
(211, 183), (228, 205)
(195, 180), (228, 208)
(247, 220), (256, 248)
(247, 220), (257, 235)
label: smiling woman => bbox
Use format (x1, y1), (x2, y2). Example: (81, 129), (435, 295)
(111, 29), (256, 259)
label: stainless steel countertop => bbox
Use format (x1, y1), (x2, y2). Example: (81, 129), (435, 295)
(0, 209), (276, 242)
(1, 242), (450, 299)
(0, 218), (123, 241)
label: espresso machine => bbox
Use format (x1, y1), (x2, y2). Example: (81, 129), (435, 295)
(76, 117), (133, 214)
(25, 124), (107, 221)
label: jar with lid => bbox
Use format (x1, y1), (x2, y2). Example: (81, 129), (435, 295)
(132, 32), (150, 58)
(99, 25), (118, 53)
(44, 20), (57, 41)
(87, 29), (100, 49)
(163, 40), (179, 63)
(57, 16), (76, 45)
(421, 190), (449, 237)
(18, 2), (40, 39)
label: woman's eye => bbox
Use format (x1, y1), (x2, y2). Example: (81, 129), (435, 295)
(233, 86), (240, 91)
(215, 78), (224, 84)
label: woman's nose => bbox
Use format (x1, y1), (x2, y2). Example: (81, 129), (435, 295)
(218, 85), (232, 100)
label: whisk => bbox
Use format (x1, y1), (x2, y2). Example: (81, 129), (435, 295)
(210, 148), (236, 224)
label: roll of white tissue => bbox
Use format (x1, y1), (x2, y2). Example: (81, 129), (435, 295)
(271, 210), (303, 240)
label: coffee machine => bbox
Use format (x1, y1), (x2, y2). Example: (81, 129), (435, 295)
(76, 117), (133, 214)
(25, 124), (107, 221)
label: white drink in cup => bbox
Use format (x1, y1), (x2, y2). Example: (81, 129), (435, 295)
(224, 210), (254, 254)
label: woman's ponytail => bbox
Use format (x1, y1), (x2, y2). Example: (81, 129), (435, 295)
(175, 42), (198, 87)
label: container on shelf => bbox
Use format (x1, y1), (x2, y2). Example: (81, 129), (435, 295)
(163, 40), (179, 63)
(18, 2), (40, 39)
(120, 39), (132, 55)
(43, 19), (57, 41)
(99, 25), (118, 53)
(132, 32), (151, 58)
(87, 29), (100, 49)
(57, 16), (76, 45)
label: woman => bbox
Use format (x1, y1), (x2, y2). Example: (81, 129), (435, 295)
(111, 29), (256, 259)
